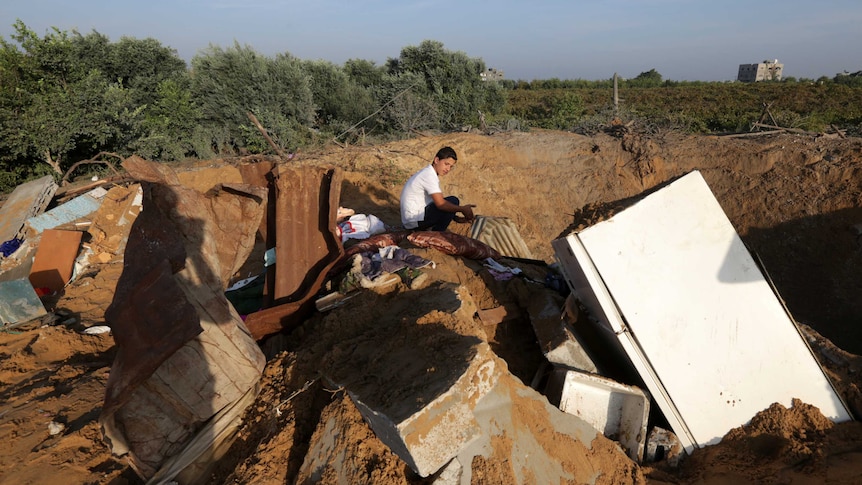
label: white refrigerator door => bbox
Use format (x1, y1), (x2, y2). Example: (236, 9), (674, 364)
(555, 170), (851, 453)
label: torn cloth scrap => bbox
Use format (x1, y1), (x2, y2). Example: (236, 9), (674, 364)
(357, 246), (433, 281)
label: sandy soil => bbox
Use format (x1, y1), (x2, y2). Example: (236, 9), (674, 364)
(2, 128), (862, 484)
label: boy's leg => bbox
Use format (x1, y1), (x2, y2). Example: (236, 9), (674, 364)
(418, 196), (460, 231)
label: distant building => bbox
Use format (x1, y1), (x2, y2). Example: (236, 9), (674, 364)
(480, 67), (505, 81)
(737, 59), (783, 82)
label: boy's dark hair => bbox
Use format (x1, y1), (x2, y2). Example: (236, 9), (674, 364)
(435, 146), (457, 161)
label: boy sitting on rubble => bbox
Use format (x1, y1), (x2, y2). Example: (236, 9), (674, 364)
(399, 146), (476, 231)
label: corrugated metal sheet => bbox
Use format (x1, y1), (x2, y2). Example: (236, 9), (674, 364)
(243, 164), (344, 340)
(469, 215), (533, 259)
(239, 161), (278, 307)
(0, 175), (57, 243)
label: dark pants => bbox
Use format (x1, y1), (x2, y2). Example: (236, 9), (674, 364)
(417, 196), (459, 231)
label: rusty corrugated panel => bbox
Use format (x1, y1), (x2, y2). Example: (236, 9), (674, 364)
(273, 165), (343, 300)
(468, 215), (534, 259)
(238, 161), (276, 244)
(243, 165), (344, 341)
(239, 161), (278, 307)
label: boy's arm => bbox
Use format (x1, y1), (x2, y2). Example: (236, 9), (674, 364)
(430, 193), (476, 220)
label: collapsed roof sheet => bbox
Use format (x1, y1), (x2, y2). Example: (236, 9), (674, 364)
(242, 164), (344, 340)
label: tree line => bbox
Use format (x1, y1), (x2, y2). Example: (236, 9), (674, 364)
(0, 21), (505, 191)
(2, 20), (861, 193)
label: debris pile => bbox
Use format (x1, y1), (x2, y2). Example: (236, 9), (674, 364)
(2, 131), (862, 484)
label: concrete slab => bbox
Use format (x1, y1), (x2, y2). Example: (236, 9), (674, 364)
(300, 281), (638, 484)
(525, 290), (597, 373)
(441, 367), (638, 484)
(350, 344), (497, 477)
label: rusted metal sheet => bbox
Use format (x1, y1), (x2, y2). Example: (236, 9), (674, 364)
(238, 160), (276, 244)
(243, 164), (344, 341)
(0, 175), (57, 244)
(239, 160), (277, 307)
(101, 156), (266, 482)
(273, 165), (343, 300)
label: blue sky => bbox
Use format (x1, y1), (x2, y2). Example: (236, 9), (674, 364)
(2, 0), (860, 81)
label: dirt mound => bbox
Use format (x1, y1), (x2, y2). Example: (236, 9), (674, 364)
(2, 129), (862, 484)
(673, 398), (862, 484)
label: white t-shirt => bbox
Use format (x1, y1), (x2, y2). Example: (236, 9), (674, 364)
(400, 164), (441, 229)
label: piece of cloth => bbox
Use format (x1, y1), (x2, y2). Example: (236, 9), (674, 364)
(483, 258), (523, 280)
(400, 165), (442, 229)
(338, 214), (386, 242)
(483, 258), (522, 275)
(0, 238), (22, 257)
(355, 246), (433, 282)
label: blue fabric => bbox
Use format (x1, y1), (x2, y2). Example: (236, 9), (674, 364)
(0, 238), (22, 257)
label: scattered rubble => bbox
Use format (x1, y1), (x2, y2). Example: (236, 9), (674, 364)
(2, 130), (862, 484)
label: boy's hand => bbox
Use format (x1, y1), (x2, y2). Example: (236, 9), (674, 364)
(460, 204), (476, 221)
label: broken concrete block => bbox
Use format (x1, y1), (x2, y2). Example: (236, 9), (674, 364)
(350, 340), (497, 477)
(544, 366), (650, 462)
(476, 304), (521, 326)
(646, 426), (684, 467)
(297, 280), (642, 484)
(444, 367), (642, 484)
(86, 184), (143, 256)
(510, 278), (597, 373)
(312, 283), (486, 478)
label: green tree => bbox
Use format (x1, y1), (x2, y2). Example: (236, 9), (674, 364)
(134, 77), (201, 160)
(300, 59), (376, 133)
(387, 40), (505, 129)
(343, 58), (386, 87)
(0, 21), (145, 182)
(190, 43), (315, 154)
(106, 37), (187, 105)
(629, 69), (663, 88)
